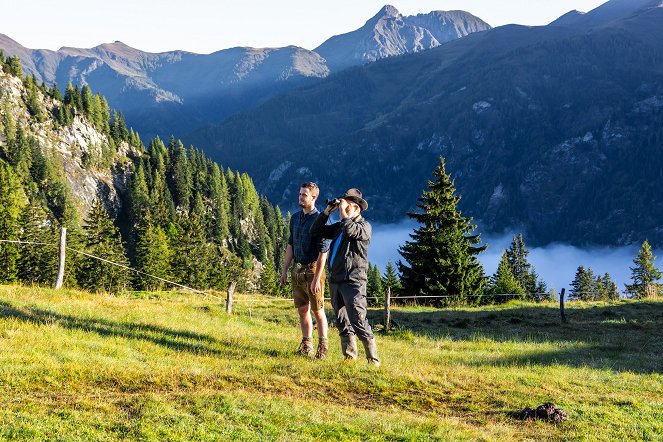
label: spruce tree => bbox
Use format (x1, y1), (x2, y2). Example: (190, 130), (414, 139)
(382, 261), (402, 294)
(17, 203), (58, 284)
(625, 240), (662, 298)
(168, 139), (192, 210)
(602, 273), (619, 300)
(487, 252), (525, 300)
(77, 200), (130, 293)
(398, 157), (486, 304)
(367, 263), (384, 306)
(0, 160), (27, 282)
(133, 215), (172, 291)
(570, 266), (596, 300)
(258, 259), (283, 296)
(169, 214), (211, 289)
(505, 233), (547, 297)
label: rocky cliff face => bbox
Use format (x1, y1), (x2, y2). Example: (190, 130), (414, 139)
(0, 69), (135, 219)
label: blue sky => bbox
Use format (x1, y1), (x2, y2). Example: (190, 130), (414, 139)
(2, 0), (606, 53)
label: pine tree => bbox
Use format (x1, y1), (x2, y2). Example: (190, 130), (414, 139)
(7, 55), (22, 77)
(77, 200), (130, 293)
(382, 261), (402, 295)
(505, 233), (547, 297)
(0, 160), (28, 282)
(16, 203), (58, 284)
(487, 252), (525, 300)
(168, 139), (192, 210)
(570, 266), (595, 300)
(169, 214), (211, 289)
(398, 157), (486, 304)
(127, 163), (150, 227)
(133, 215), (172, 291)
(625, 240), (662, 298)
(367, 263), (384, 306)
(50, 84), (62, 102)
(602, 273), (620, 300)
(258, 259), (283, 296)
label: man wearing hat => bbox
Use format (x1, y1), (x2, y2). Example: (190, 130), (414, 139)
(310, 188), (380, 366)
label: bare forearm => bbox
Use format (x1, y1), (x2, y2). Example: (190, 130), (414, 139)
(314, 252), (328, 280)
(282, 245), (294, 274)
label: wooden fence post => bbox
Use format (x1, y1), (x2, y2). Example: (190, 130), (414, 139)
(226, 280), (237, 314)
(559, 288), (567, 323)
(54, 227), (67, 289)
(384, 286), (391, 332)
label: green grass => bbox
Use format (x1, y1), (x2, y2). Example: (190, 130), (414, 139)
(0, 285), (662, 441)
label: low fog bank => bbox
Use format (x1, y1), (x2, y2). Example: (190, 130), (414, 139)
(369, 220), (656, 294)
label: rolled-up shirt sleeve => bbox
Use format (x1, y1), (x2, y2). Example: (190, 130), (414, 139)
(288, 216), (294, 246)
(317, 236), (330, 253)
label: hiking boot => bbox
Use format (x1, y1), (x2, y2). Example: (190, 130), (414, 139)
(341, 335), (358, 360)
(361, 338), (380, 367)
(315, 341), (328, 360)
(297, 338), (314, 357)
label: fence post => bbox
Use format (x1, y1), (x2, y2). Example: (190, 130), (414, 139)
(384, 286), (391, 332)
(226, 280), (237, 314)
(559, 288), (567, 323)
(54, 227), (67, 289)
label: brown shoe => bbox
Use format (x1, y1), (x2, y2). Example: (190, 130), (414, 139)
(297, 338), (314, 357)
(315, 342), (328, 360)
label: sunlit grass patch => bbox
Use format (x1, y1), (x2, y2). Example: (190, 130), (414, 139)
(1, 285), (662, 441)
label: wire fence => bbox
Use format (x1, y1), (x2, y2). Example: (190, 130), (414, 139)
(0, 237), (224, 302)
(0, 236), (642, 308)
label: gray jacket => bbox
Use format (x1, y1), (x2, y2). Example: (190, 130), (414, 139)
(310, 212), (371, 284)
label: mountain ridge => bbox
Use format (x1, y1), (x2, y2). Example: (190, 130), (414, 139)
(0, 5), (489, 141)
(194, 0), (663, 247)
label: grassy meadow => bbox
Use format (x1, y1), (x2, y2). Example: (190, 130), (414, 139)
(0, 285), (661, 441)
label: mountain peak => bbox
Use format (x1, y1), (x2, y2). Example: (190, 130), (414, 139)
(369, 5), (401, 22)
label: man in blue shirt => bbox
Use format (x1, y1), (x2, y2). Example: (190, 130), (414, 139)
(280, 182), (331, 359)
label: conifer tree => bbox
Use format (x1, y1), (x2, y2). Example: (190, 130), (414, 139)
(7, 55), (22, 77)
(17, 203), (58, 284)
(398, 157), (486, 304)
(487, 252), (525, 299)
(625, 240), (662, 298)
(258, 259), (283, 296)
(50, 84), (62, 102)
(127, 163), (150, 226)
(505, 234), (547, 297)
(602, 273), (619, 300)
(367, 263), (384, 306)
(382, 261), (402, 294)
(0, 161), (27, 282)
(133, 215), (172, 291)
(206, 162), (230, 244)
(169, 214), (211, 289)
(168, 139), (192, 210)
(570, 266), (595, 300)
(78, 200), (130, 293)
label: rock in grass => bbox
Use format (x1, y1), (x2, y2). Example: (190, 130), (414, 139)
(517, 402), (568, 423)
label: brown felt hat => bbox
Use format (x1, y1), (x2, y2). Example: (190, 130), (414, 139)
(338, 188), (368, 211)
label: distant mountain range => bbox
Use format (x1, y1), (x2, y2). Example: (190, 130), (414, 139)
(194, 0), (663, 247)
(0, 5), (489, 141)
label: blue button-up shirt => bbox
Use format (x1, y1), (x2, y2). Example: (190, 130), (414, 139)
(288, 208), (330, 264)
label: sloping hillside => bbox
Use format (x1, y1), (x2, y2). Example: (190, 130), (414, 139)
(196, 0), (663, 247)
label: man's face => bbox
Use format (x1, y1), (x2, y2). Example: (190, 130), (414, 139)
(340, 198), (360, 218)
(298, 187), (316, 209)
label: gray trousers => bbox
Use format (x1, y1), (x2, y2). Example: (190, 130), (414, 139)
(330, 281), (374, 341)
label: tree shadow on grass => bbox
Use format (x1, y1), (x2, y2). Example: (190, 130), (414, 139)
(0, 300), (281, 359)
(369, 301), (663, 373)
